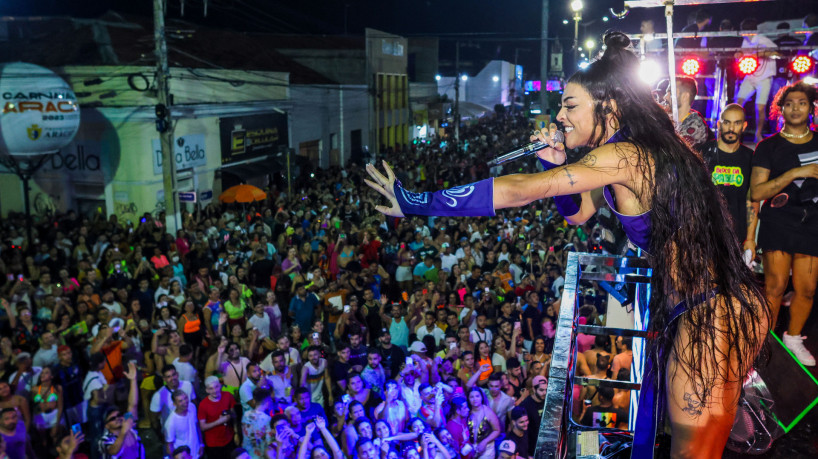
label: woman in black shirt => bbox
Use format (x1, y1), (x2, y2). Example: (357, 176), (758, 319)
(750, 81), (818, 366)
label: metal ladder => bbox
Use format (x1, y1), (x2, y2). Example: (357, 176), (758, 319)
(534, 252), (653, 459)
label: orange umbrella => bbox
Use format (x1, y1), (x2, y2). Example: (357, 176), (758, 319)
(219, 184), (267, 203)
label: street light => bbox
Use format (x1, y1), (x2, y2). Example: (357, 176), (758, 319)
(571, 0), (583, 66)
(585, 39), (595, 51)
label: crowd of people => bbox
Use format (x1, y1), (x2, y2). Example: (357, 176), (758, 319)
(0, 107), (632, 459)
(0, 15), (816, 459)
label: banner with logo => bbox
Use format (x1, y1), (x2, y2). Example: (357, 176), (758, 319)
(0, 62), (81, 156)
(152, 134), (207, 175)
(219, 113), (288, 165)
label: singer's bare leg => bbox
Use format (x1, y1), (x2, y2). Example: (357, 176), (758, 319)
(665, 295), (767, 458)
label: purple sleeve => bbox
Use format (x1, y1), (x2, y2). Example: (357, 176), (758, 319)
(393, 178), (496, 217)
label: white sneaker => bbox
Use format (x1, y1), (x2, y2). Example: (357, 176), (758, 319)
(783, 332), (817, 367)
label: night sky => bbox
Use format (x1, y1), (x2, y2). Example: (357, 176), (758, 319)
(3, 0), (815, 77)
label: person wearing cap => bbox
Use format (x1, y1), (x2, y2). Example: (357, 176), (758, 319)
(519, 375), (548, 454)
(498, 439), (518, 459)
(97, 362), (142, 459)
(505, 407), (532, 459)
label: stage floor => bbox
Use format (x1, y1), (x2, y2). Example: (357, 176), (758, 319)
(724, 297), (818, 458)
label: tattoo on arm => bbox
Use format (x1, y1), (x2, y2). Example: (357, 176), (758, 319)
(564, 167), (577, 187)
(579, 154), (597, 167)
(746, 202), (757, 222)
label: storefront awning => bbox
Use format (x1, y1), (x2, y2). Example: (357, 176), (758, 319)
(220, 155), (285, 182)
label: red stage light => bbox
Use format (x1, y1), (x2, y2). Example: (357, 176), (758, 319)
(738, 56), (759, 75)
(681, 58), (700, 76)
(791, 55), (814, 75)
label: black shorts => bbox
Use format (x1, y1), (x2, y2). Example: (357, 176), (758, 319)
(757, 205), (818, 257)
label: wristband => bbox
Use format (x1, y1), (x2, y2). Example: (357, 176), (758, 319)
(393, 178), (496, 217)
(538, 157), (581, 216)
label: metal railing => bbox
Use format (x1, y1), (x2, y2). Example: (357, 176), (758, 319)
(535, 252), (653, 459)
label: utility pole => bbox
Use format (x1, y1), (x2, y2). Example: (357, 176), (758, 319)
(154, 0), (180, 234)
(539, 0), (550, 117)
(454, 41), (460, 151)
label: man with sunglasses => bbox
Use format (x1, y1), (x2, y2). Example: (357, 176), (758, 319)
(97, 362), (142, 459)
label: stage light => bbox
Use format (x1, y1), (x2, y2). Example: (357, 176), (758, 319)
(492, 75), (500, 82)
(791, 55), (814, 75)
(681, 58), (700, 76)
(639, 59), (661, 84)
(738, 56), (759, 75)
(435, 75), (441, 81)
(461, 75), (468, 82)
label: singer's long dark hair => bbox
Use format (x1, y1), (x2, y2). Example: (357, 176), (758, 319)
(569, 31), (769, 403)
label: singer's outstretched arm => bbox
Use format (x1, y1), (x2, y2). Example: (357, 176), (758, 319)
(493, 142), (637, 208)
(364, 142), (648, 219)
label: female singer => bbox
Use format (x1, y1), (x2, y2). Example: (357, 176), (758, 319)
(365, 31), (768, 457)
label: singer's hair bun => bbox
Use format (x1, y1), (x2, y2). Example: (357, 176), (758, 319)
(603, 31), (631, 51)
(597, 30), (637, 71)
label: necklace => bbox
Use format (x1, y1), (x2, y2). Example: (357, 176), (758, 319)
(780, 128), (811, 139)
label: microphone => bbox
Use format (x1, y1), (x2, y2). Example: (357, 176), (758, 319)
(486, 131), (565, 166)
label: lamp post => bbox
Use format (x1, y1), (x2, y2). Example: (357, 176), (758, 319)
(571, 0), (583, 67)
(585, 39), (596, 61)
